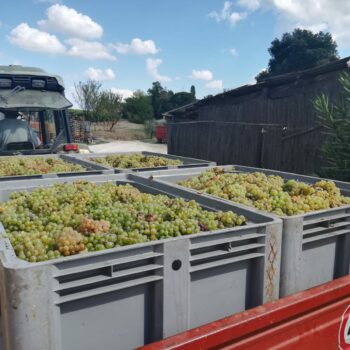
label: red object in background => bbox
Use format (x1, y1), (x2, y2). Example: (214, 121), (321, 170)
(156, 125), (167, 143)
(63, 143), (79, 152)
(138, 275), (350, 350)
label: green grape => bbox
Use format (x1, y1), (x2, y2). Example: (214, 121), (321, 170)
(91, 153), (182, 169)
(178, 167), (350, 216)
(0, 156), (85, 176)
(0, 180), (246, 262)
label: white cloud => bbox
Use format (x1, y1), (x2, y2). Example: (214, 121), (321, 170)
(229, 12), (247, 25)
(206, 80), (223, 90)
(8, 24), (116, 60)
(85, 67), (115, 81)
(8, 23), (66, 54)
(237, 0), (261, 11)
(209, 1), (232, 21)
(146, 58), (171, 82)
(209, 1), (247, 26)
(209, 0), (350, 48)
(269, 0), (350, 47)
(215, 0), (350, 49)
(112, 38), (159, 55)
(66, 38), (116, 61)
(35, 0), (61, 4)
(190, 69), (213, 81)
(38, 4), (103, 39)
(209, 0), (350, 47)
(111, 88), (133, 100)
(298, 23), (328, 33)
(229, 48), (238, 56)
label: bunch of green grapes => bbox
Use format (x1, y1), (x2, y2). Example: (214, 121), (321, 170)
(0, 157), (85, 176)
(91, 153), (182, 169)
(0, 180), (246, 262)
(178, 168), (350, 216)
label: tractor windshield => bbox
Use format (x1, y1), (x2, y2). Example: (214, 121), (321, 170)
(0, 66), (73, 155)
(0, 109), (71, 155)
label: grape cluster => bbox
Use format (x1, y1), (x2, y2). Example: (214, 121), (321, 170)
(79, 217), (110, 234)
(0, 156), (85, 176)
(57, 228), (85, 256)
(178, 168), (350, 216)
(91, 153), (182, 169)
(0, 180), (246, 262)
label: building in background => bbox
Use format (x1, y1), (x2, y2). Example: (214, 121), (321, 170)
(164, 57), (350, 175)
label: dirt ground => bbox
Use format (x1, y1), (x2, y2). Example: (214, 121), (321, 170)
(88, 120), (167, 154)
(89, 140), (167, 153)
(90, 120), (147, 142)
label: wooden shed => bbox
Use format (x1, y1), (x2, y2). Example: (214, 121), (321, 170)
(164, 57), (350, 175)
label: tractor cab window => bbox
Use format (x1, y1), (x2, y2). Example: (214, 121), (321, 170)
(0, 109), (70, 154)
(24, 110), (62, 147)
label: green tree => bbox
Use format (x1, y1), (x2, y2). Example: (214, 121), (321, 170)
(170, 92), (196, 109)
(256, 29), (339, 82)
(73, 80), (102, 121)
(97, 90), (123, 131)
(124, 91), (154, 124)
(68, 108), (84, 117)
(147, 81), (173, 119)
(314, 73), (350, 181)
(190, 85), (196, 98)
(144, 119), (155, 139)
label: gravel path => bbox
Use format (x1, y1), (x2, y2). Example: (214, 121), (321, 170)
(89, 141), (167, 154)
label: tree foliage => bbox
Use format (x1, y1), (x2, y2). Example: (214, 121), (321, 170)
(190, 85), (196, 98)
(314, 73), (350, 181)
(68, 108), (84, 117)
(71, 80), (197, 130)
(170, 92), (195, 109)
(123, 91), (154, 124)
(144, 119), (155, 139)
(96, 90), (123, 130)
(256, 29), (339, 82)
(147, 81), (196, 118)
(73, 80), (102, 121)
(147, 82), (173, 119)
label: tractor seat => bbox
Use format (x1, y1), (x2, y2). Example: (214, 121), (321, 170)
(5, 141), (35, 151)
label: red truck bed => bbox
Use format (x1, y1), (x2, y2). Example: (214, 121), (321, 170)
(138, 275), (350, 350)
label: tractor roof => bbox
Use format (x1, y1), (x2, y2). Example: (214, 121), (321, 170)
(0, 65), (65, 88)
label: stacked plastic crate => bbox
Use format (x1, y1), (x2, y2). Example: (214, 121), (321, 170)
(0, 154), (349, 350)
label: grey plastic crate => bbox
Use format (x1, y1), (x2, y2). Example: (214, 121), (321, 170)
(0, 173), (281, 350)
(67, 151), (216, 173)
(137, 165), (350, 297)
(0, 154), (113, 185)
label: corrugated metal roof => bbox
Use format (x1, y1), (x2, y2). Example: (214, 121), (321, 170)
(163, 101), (198, 116)
(163, 56), (350, 117)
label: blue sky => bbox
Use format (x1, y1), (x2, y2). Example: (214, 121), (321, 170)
(0, 0), (349, 105)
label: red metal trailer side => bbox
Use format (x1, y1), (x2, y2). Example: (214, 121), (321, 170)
(138, 275), (350, 350)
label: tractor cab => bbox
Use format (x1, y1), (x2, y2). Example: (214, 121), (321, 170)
(0, 65), (76, 156)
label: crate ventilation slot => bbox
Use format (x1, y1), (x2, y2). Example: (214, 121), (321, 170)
(54, 252), (163, 304)
(303, 212), (350, 244)
(190, 232), (265, 272)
